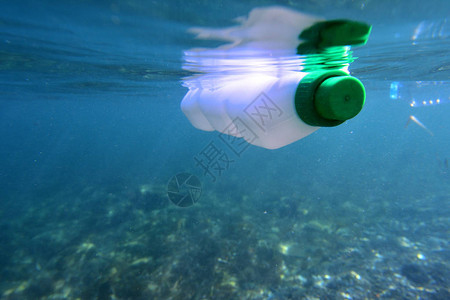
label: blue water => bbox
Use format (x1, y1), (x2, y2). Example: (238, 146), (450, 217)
(1, 1), (449, 299)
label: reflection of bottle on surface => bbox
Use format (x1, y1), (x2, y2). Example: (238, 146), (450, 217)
(390, 81), (450, 107)
(181, 7), (371, 149)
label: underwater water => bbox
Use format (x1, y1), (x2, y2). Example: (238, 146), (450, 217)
(0, 0), (449, 299)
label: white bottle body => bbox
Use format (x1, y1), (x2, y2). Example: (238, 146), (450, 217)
(181, 72), (320, 149)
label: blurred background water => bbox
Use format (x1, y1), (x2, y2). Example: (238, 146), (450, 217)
(0, 0), (449, 299)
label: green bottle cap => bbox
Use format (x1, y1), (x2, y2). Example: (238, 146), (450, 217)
(295, 71), (366, 127)
(314, 76), (365, 121)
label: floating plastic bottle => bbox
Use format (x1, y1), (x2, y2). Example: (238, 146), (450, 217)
(182, 70), (365, 149)
(181, 7), (371, 149)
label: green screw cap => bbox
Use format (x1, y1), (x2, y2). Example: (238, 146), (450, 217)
(295, 71), (366, 127)
(315, 76), (365, 121)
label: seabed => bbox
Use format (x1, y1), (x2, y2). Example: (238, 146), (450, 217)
(0, 183), (449, 300)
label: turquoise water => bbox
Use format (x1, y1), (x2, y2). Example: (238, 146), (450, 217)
(0, 1), (449, 299)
